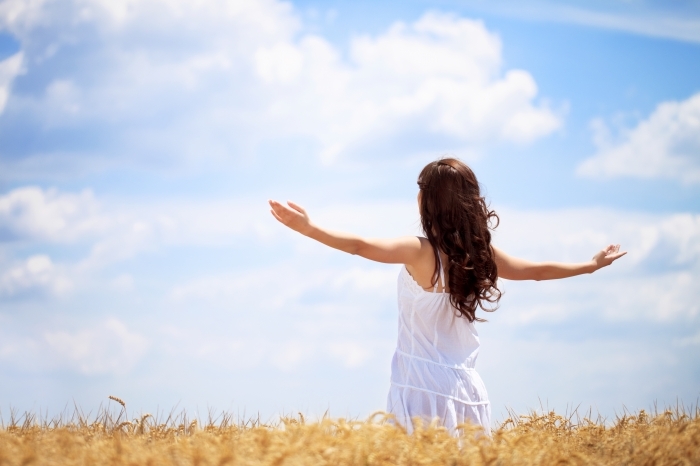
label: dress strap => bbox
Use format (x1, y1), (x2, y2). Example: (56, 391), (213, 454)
(434, 248), (445, 292)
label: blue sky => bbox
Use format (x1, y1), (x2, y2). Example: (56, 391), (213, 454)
(0, 0), (698, 423)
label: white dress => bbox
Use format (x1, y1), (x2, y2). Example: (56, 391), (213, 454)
(386, 251), (491, 435)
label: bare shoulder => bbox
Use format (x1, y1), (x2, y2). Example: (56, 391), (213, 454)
(393, 236), (431, 266)
(405, 237), (440, 289)
(401, 236), (430, 263)
(414, 236), (434, 261)
(491, 245), (507, 262)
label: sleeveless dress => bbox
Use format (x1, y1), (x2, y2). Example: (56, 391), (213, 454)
(386, 251), (491, 435)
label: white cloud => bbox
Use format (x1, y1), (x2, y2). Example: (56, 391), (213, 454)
(255, 42), (303, 83)
(42, 318), (149, 375)
(0, 318), (149, 374)
(0, 184), (275, 265)
(0, 186), (107, 242)
(78, 196), (277, 269)
(0, 52), (22, 114)
(254, 11), (562, 161)
(0, 254), (71, 298)
(500, 270), (699, 324)
(0, 1), (560, 173)
(495, 208), (700, 266)
(494, 208), (700, 322)
(578, 92), (700, 183)
(0, 185), (421, 271)
(0, 186), (282, 299)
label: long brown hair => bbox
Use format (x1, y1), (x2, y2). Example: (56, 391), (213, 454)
(418, 158), (501, 322)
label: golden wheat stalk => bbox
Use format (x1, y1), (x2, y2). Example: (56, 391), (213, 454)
(108, 395), (126, 408)
(138, 414), (152, 434)
(116, 421), (132, 433)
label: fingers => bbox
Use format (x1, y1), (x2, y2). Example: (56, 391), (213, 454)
(595, 244), (626, 265)
(269, 200), (291, 223)
(610, 251), (627, 260)
(287, 200), (306, 215)
(269, 209), (283, 223)
(604, 244), (626, 263)
(269, 199), (294, 215)
(602, 244), (620, 254)
(269, 199), (304, 215)
(269, 199), (305, 228)
(605, 244), (620, 254)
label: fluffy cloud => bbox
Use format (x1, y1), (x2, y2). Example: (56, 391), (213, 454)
(0, 184), (420, 269)
(493, 208), (700, 322)
(43, 318), (149, 374)
(0, 185), (274, 300)
(78, 195), (279, 269)
(0, 186), (106, 242)
(0, 254), (71, 298)
(495, 208), (700, 269)
(253, 12), (562, 161)
(0, 0), (560, 175)
(0, 318), (149, 374)
(578, 92), (700, 183)
(0, 52), (22, 114)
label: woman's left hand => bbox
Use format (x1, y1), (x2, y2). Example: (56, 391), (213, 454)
(592, 244), (627, 270)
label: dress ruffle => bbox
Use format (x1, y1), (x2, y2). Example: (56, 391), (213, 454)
(387, 384), (491, 435)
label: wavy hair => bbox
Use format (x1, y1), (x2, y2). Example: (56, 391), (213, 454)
(418, 158), (501, 322)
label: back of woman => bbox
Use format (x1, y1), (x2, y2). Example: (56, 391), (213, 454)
(269, 157), (625, 437)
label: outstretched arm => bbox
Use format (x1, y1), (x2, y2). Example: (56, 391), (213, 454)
(494, 245), (626, 281)
(269, 200), (425, 265)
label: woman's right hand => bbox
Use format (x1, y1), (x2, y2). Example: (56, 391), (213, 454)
(269, 200), (313, 235)
(268, 199), (425, 264)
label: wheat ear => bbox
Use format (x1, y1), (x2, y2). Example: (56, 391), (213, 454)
(108, 396), (126, 408)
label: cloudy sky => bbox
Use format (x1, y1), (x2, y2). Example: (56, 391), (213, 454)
(0, 0), (698, 424)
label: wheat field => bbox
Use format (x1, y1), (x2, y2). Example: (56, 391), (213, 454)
(0, 399), (698, 465)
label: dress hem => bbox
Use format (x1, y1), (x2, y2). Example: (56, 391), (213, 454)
(389, 382), (490, 406)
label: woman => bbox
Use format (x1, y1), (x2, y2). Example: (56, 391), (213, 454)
(268, 157), (626, 435)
